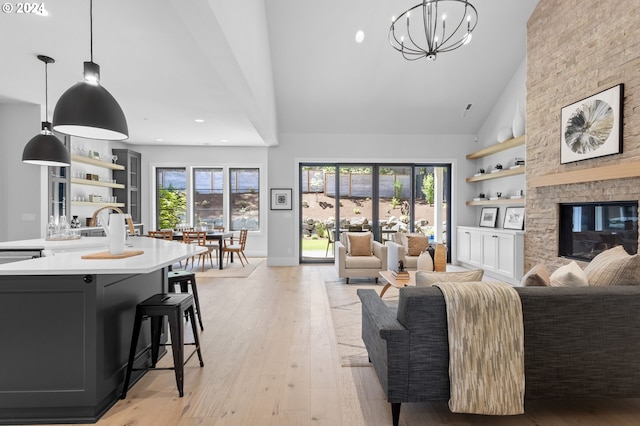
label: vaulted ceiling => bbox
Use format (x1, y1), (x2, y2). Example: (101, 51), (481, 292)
(0, 0), (539, 147)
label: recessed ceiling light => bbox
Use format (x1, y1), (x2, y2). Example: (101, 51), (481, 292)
(355, 30), (365, 43)
(194, 118), (204, 123)
(220, 139), (228, 143)
(156, 138), (164, 142)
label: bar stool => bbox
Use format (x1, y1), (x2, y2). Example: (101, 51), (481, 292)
(121, 293), (204, 399)
(168, 270), (204, 331)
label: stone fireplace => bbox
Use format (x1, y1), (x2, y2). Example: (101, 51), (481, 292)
(525, 0), (640, 272)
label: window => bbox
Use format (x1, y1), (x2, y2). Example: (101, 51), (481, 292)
(193, 167), (223, 228)
(156, 168), (187, 229)
(229, 168), (260, 231)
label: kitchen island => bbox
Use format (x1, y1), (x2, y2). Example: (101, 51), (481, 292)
(0, 236), (205, 424)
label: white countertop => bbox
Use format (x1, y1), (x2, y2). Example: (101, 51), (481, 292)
(0, 237), (206, 275)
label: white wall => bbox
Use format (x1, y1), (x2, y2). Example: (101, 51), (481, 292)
(267, 133), (477, 266)
(0, 103), (45, 241)
(131, 144), (269, 257)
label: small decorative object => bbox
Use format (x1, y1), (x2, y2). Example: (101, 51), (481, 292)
(479, 207), (498, 228)
(478, 193), (485, 199)
(495, 163), (503, 170)
(512, 101), (525, 138)
(497, 127), (513, 143)
(270, 188), (292, 210)
(504, 207), (525, 230)
(111, 154), (118, 163)
(417, 250), (434, 271)
(398, 260), (404, 272)
(478, 168), (485, 174)
(496, 192), (502, 198)
(516, 189), (524, 196)
(89, 150), (101, 160)
(514, 157), (525, 166)
(560, 84), (623, 164)
(70, 215), (81, 228)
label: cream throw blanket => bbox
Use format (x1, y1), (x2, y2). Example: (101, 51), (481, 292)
(433, 281), (525, 415)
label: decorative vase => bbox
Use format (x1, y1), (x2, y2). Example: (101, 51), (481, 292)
(417, 250), (434, 271)
(108, 213), (126, 255)
(512, 101), (525, 137)
(497, 127), (513, 143)
(434, 244), (447, 272)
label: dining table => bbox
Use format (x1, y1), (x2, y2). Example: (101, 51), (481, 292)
(172, 231), (233, 269)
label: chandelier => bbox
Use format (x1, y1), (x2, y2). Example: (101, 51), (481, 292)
(389, 0), (478, 61)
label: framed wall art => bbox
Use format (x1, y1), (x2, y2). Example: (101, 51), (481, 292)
(270, 188), (292, 210)
(560, 84), (623, 164)
(479, 207), (498, 228)
(503, 207), (525, 230)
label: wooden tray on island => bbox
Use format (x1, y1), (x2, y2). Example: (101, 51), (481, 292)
(81, 250), (144, 259)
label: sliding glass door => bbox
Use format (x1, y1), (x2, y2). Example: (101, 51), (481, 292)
(299, 163), (451, 263)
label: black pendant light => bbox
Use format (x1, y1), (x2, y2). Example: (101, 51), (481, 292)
(22, 55), (71, 167)
(52, 0), (128, 140)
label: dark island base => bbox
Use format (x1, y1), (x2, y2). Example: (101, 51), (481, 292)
(0, 269), (168, 424)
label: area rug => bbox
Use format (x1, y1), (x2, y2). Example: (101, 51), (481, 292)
(193, 258), (264, 278)
(325, 280), (398, 367)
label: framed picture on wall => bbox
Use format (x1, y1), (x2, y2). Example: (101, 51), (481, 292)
(479, 207), (498, 228)
(560, 84), (623, 164)
(270, 188), (292, 210)
(503, 207), (525, 230)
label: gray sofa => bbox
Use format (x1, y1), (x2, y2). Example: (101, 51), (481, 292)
(357, 285), (640, 426)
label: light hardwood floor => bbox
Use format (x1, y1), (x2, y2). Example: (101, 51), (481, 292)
(76, 262), (640, 425)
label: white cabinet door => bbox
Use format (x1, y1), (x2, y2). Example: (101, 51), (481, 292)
(468, 230), (482, 267)
(457, 228), (470, 263)
(496, 232), (516, 277)
(481, 232), (498, 272)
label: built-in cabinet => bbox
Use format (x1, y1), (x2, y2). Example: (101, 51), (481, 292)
(457, 226), (524, 284)
(465, 135), (526, 206)
(112, 149), (141, 224)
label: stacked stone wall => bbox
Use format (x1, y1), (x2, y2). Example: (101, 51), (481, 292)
(526, 0), (640, 270)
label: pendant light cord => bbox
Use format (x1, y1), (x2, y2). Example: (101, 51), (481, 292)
(44, 60), (49, 119)
(90, 0), (93, 62)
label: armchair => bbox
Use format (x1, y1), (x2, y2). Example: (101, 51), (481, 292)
(335, 231), (387, 284)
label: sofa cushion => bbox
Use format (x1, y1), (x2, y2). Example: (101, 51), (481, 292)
(345, 255), (381, 269)
(407, 236), (430, 256)
(583, 245), (640, 286)
(395, 232), (424, 252)
(415, 269), (484, 287)
(521, 263), (551, 287)
(348, 233), (372, 256)
(549, 261), (588, 287)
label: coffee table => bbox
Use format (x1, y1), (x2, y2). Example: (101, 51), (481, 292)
(378, 270), (417, 297)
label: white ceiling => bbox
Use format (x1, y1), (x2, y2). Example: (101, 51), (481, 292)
(0, 0), (539, 147)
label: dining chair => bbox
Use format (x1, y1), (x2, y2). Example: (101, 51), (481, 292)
(222, 228), (248, 267)
(148, 230), (173, 240)
(183, 230), (214, 272)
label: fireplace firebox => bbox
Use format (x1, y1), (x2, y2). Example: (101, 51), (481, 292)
(558, 201), (638, 262)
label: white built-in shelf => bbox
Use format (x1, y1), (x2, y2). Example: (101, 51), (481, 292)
(466, 135), (525, 160)
(71, 201), (125, 208)
(71, 154), (125, 170)
(466, 198), (525, 206)
(466, 167), (524, 182)
(71, 178), (125, 189)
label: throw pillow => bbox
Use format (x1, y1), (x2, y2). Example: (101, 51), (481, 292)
(583, 245), (640, 286)
(407, 236), (430, 256)
(549, 261), (588, 287)
(415, 269), (484, 287)
(417, 250), (434, 271)
(399, 232), (424, 253)
(521, 263), (550, 287)
(348, 233), (372, 256)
